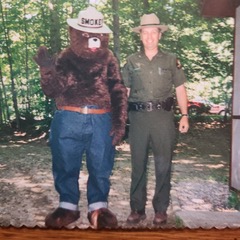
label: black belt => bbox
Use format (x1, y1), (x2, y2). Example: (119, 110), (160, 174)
(128, 97), (174, 112)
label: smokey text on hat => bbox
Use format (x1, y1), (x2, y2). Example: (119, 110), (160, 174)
(81, 18), (103, 28)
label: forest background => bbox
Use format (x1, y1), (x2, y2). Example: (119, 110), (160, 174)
(0, 0), (234, 131)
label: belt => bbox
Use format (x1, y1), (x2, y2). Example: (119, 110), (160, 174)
(58, 106), (111, 114)
(128, 97), (174, 112)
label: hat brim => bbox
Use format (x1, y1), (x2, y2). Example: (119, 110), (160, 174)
(132, 24), (168, 33)
(67, 19), (112, 34)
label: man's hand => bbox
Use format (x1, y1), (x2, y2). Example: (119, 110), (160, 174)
(179, 116), (189, 133)
(33, 46), (55, 68)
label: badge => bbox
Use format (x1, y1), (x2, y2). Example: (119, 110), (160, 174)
(176, 58), (182, 69)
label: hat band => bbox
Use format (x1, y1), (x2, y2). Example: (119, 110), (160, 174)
(141, 23), (160, 27)
(78, 18), (103, 28)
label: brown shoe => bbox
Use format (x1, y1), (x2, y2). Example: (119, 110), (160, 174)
(127, 211), (146, 224)
(88, 208), (118, 229)
(153, 212), (167, 225)
(45, 207), (80, 228)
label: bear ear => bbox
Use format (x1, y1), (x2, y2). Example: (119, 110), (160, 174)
(82, 32), (90, 38)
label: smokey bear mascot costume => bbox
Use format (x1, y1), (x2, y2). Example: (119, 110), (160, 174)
(34, 6), (127, 229)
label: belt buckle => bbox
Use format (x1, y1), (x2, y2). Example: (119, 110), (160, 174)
(139, 103), (144, 111)
(146, 102), (153, 112)
(82, 106), (89, 114)
(134, 103), (139, 111)
(156, 102), (161, 110)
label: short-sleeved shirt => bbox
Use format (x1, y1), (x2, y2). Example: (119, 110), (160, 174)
(122, 49), (186, 102)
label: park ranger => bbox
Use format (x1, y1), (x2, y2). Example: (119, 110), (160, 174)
(122, 13), (189, 225)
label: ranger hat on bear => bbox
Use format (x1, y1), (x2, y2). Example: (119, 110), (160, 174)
(132, 13), (168, 33)
(67, 6), (112, 34)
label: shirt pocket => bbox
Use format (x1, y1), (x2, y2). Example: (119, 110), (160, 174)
(129, 66), (144, 92)
(154, 68), (173, 98)
(159, 68), (171, 79)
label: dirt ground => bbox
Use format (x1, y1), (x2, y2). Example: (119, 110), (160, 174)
(0, 118), (234, 229)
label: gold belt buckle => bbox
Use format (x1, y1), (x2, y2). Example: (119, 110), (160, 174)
(82, 106), (89, 114)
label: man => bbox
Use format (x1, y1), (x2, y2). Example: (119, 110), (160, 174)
(122, 13), (189, 225)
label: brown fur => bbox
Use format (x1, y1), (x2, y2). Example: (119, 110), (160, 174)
(35, 27), (127, 144)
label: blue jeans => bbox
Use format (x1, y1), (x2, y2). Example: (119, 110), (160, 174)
(49, 108), (115, 212)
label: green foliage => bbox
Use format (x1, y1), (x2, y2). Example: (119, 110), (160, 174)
(0, 0), (234, 128)
(227, 191), (240, 211)
(174, 216), (184, 228)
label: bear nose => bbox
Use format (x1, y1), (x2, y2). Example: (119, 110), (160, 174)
(88, 37), (101, 48)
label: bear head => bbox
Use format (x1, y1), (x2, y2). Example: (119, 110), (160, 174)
(69, 26), (110, 59)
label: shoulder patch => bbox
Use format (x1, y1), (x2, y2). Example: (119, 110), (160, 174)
(176, 58), (182, 69)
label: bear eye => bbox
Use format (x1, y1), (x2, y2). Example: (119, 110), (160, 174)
(82, 33), (90, 38)
(99, 34), (108, 38)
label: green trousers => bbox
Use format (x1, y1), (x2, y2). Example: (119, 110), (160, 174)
(128, 109), (176, 213)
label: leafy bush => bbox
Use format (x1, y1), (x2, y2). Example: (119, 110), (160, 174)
(227, 191), (240, 210)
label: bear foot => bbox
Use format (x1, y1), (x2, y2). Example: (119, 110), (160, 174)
(88, 208), (118, 229)
(45, 207), (80, 228)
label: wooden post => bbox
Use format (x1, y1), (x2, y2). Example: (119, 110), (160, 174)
(231, 5), (240, 191)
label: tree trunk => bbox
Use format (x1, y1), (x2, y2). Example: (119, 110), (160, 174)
(23, 2), (31, 112)
(0, 1), (20, 128)
(143, 0), (150, 10)
(0, 67), (4, 125)
(49, 0), (62, 54)
(112, 0), (120, 62)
